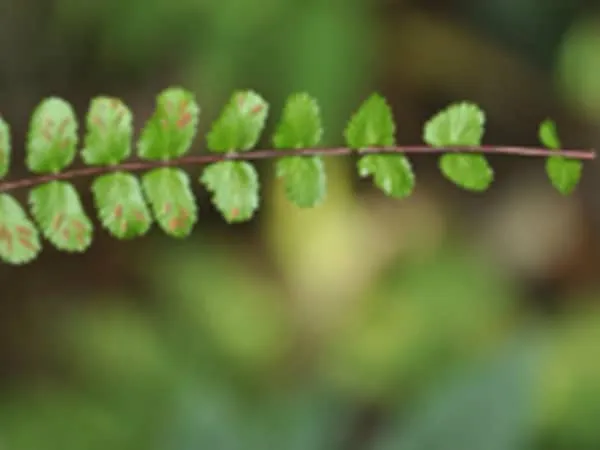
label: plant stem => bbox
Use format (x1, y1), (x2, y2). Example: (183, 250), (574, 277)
(0, 145), (595, 193)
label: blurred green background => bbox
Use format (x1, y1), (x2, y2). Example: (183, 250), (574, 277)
(1, 0), (600, 448)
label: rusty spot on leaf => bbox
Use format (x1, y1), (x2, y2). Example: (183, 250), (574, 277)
(72, 220), (86, 232)
(52, 213), (65, 231)
(15, 225), (32, 237)
(114, 204), (123, 219)
(177, 112), (192, 129)
(57, 118), (70, 135)
(42, 128), (53, 142)
(133, 209), (146, 222)
(19, 237), (36, 251)
(250, 104), (264, 115)
(0, 225), (13, 253)
(70, 220), (87, 245)
(167, 217), (180, 231)
(91, 115), (105, 129)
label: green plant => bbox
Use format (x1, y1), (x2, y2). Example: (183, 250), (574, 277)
(0, 87), (594, 265)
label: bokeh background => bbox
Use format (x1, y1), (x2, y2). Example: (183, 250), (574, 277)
(1, 0), (600, 448)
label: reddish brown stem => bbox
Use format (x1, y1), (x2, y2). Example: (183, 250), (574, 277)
(0, 145), (595, 193)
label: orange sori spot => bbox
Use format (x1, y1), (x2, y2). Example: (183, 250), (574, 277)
(250, 104), (264, 115)
(91, 115), (105, 129)
(167, 217), (180, 231)
(71, 220), (87, 244)
(71, 220), (86, 232)
(0, 226), (12, 253)
(18, 237), (36, 251)
(176, 112), (192, 128)
(57, 118), (70, 134)
(52, 213), (65, 231)
(42, 129), (53, 141)
(15, 225), (33, 237)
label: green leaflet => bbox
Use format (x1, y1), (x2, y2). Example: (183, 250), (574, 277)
(206, 91), (268, 152)
(0, 194), (41, 264)
(437, 153), (493, 192)
(91, 171), (152, 238)
(28, 181), (93, 252)
(358, 154), (414, 198)
(539, 120), (582, 195)
(276, 157), (326, 208)
(0, 116), (10, 179)
(345, 93), (415, 197)
(424, 102), (493, 191)
(273, 92), (323, 148)
(200, 161), (260, 222)
(142, 168), (197, 237)
(372, 343), (538, 450)
(137, 87), (200, 160)
(538, 119), (561, 150)
(344, 93), (395, 149)
(545, 156), (582, 195)
(273, 92), (326, 207)
(26, 97), (78, 174)
(82, 97), (133, 165)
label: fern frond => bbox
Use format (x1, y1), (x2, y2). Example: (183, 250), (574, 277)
(0, 87), (594, 265)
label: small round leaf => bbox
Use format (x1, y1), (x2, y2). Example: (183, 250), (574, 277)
(0, 194), (41, 264)
(29, 181), (93, 252)
(142, 168), (197, 237)
(545, 156), (582, 195)
(439, 153), (494, 191)
(82, 97), (133, 165)
(92, 172), (152, 238)
(424, 102), (493, 191)
(276, 156), (326, 208)
(344, 93), (395, 148)
(272, 92), (323, 148)
(200, 161), (260, 222)
(137, 87), (200, 160)
(358, 154), (415, 198)
(26, 98), (78, 173)
(206, 91), (268, 153)
(0, 116), (11, 179)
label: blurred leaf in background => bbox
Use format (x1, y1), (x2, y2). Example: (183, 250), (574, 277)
(556, 14), (600, 117)
(371, 338), (540, 450)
